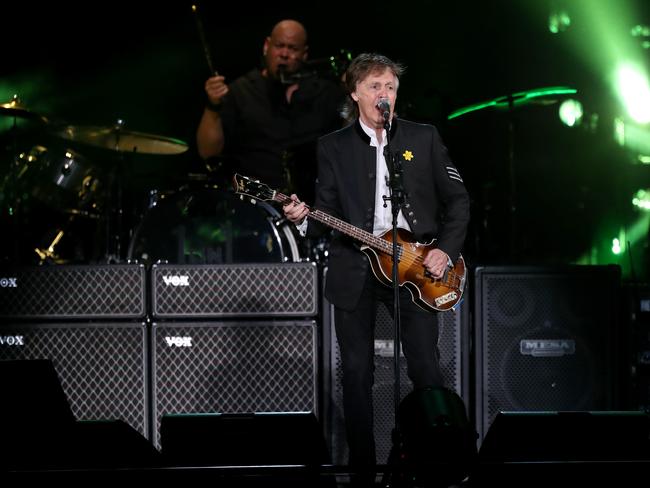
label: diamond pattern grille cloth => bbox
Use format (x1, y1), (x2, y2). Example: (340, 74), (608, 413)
(152, 321), (316, 447)
(0, 323), (148, 437)
(479, 270), (615, 439)
(0, 265), (145, 318)
(153, 263), (317, 317)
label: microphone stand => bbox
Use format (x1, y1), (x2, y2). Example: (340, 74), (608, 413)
(380, 112), (407, 488)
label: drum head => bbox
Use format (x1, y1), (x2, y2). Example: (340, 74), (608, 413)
(128, 187), (301, 265)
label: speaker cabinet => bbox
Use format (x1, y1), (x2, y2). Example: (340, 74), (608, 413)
(0, 265), (145, 319)
(323, 297), (470, 465)
(474, 265), (620, 441)
(151, 321), (318, 448)
(151, 263), (318, 318)
(0, 323), (149, 440)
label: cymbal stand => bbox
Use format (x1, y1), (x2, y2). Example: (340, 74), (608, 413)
(0, 115), (21, 263)
(104, 119), (127, 263)
(506, 95), (517, 259)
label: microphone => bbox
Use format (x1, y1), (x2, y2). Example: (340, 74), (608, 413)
(377, 98), (390, 121)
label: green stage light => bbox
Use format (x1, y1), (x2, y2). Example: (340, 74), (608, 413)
(631, 24), (650, 49)
(637, 155), (650, 164)
(615, 63), (650, 124)
(549, 10), (571, 34)
(614, 117), (626, 146)
(559, 99), (583, 127)
(632, 189), (650, 210)
(448, 87), (576, 120)
(612, 117), (650, 158)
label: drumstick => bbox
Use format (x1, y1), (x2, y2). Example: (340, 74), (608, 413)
(191, 4), (218, 76)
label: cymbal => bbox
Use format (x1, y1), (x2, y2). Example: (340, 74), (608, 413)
(55, 125), (189, 155)
(448, 86), (577, 120)
(0, 95), (49, 123)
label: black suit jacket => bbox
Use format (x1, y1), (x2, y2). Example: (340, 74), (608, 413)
(311, 118), (470, 311)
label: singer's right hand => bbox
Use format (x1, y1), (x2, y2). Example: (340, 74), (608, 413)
(283, 194), (309, 225)
(205, 75), (229, 106)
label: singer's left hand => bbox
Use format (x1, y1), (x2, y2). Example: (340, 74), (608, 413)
(282, 194), (309, 225)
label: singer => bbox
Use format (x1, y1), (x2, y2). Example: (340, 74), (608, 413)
(284, 53), (471, 487)
(196, 19), (345, 202)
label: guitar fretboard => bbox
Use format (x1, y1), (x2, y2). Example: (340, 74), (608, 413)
(274, 191), (394, 255)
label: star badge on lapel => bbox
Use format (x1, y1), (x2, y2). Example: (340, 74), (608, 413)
(402, 150), (414, 161)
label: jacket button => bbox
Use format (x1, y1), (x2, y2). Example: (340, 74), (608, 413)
(408, 211), (414, 216)
(413, 219), (418, 224)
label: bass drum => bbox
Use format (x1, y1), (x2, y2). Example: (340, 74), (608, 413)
(127, 187), (301, 265)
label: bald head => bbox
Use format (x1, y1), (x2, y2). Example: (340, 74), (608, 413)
(263, 19), (309, 79)
(271, 20), (308, 45)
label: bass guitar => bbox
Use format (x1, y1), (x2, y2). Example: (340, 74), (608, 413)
(233, 173), (466, 312)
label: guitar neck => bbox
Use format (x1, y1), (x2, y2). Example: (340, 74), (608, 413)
(274, 192), (390, 254)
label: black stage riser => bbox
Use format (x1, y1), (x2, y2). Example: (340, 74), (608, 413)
(472, 411), (650, 487)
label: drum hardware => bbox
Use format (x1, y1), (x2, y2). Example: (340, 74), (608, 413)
(34, 228), (65, 263)
(32, 210), (100, 265)
(53, 118), (190, 262)
(448, 86), (577, 259)
(0, 96), (50, 211)
(127, 186), (302, 265)
(54, 122), (189, 155)
(11, 145), (104, 217)
(0, 95), (49, 124)
(0, 137), (106, 265)
(278, 48), (353, 84)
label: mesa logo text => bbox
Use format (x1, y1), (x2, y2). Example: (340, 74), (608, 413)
(520, 339), (575, 357)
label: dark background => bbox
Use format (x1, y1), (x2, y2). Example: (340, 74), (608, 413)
(1, 0), (648, 279)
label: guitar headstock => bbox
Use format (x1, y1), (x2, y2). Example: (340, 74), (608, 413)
(232, 173), (275, 202)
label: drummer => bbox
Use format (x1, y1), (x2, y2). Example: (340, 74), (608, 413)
(196, 19), (346, 204)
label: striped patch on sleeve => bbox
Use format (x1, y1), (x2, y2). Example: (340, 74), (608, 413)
(445, 165), (464, 183)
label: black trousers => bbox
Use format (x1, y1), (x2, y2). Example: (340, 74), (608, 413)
(334, 271), (446, 471)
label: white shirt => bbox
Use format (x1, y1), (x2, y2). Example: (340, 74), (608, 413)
(358, 119), (411, 235)
(295, 119), (412, 237)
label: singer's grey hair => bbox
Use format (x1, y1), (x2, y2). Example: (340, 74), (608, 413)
(340, 53), (405, 123)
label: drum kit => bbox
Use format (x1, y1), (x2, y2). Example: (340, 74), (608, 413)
(0, 95), (302, 266)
